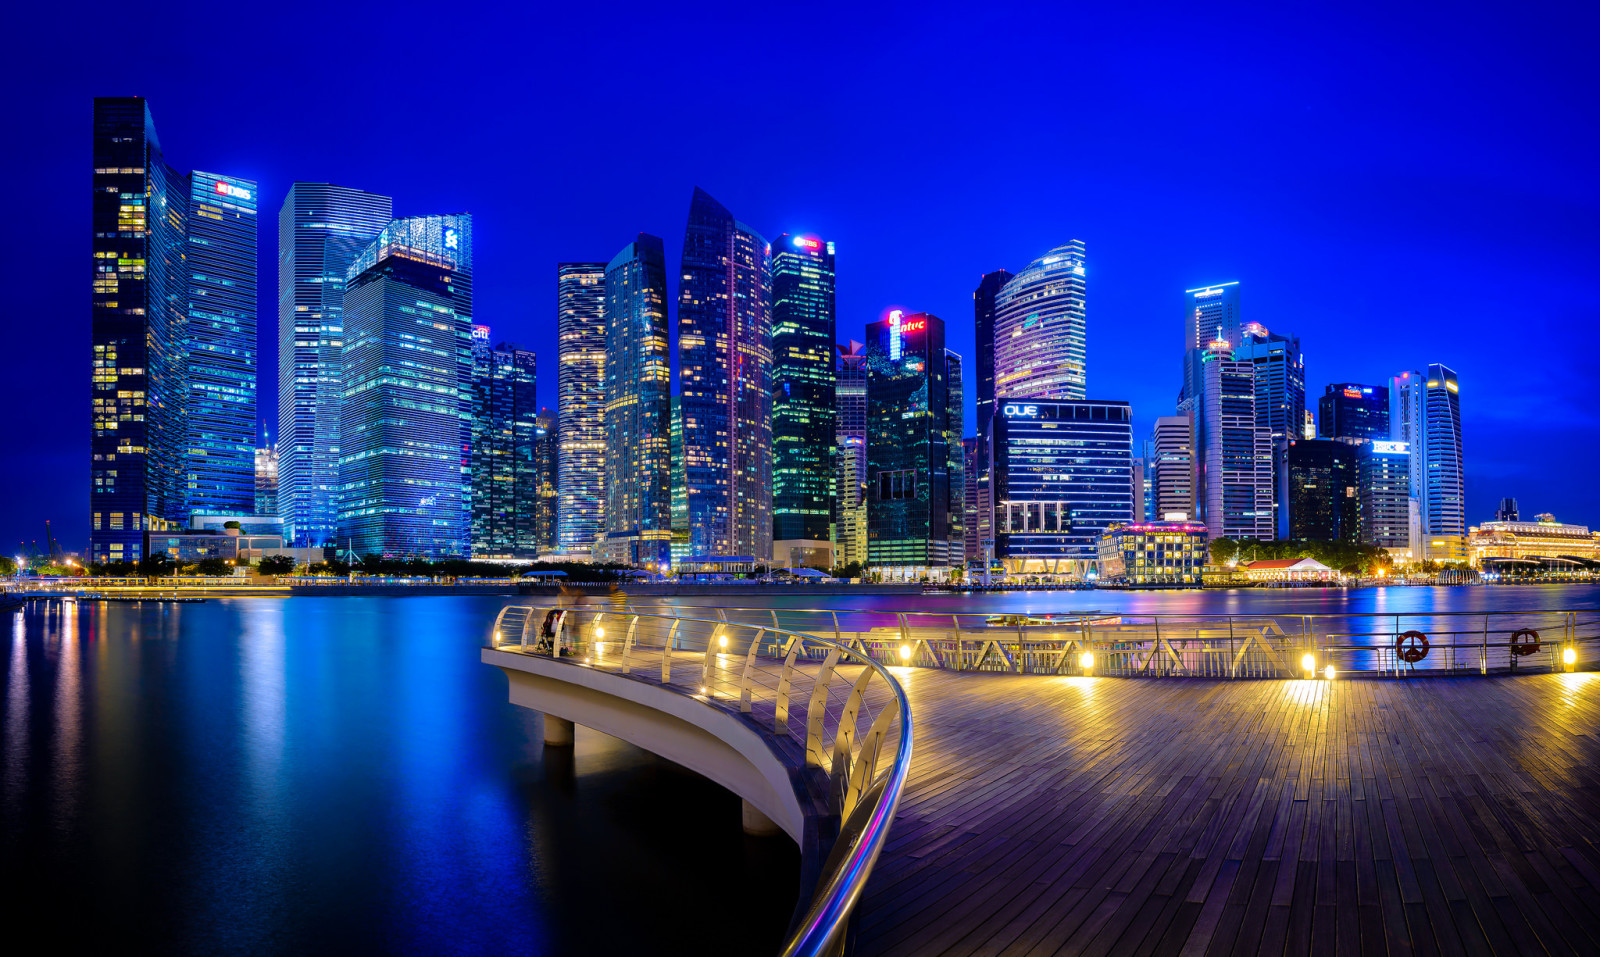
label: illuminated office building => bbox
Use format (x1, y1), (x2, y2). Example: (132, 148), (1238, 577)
(255, 436), (278, 518)
(833, 342), (869, 569)
(1181, 281), (1241, 404)
(1390, 365), (1465, 560)
(1097, 521), (1209, 586)
(993, 242), (1087, 402)
(555, 262), (606, 555)
(963, 437), (980, 566)
(864, 311), (962, 578)
(1318, 382), (1389, 441)
(1194, 343), (1274, 541)
(600, 234), (673, 567)
(277, 183), (393, 547)
(91, 97), (262, 563)
(534, 409), (557, 554)
(990, 399), (1133, 576)
(185, 172), (259, 520)
(770, 233), (836, 568)
(677, 188), (772, 561)
(1359, 440), (1411, 550)
(1496, 498), (1519, 522)
(337, 214), (474, 558)
(1234, 323), (1304, 536)
(1150, 414), (1193, 520)
(1283, 438), (1357, 542)
(471, 332), (540, 558)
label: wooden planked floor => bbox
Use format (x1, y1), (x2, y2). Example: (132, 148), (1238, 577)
(854, 670), (1600, 956)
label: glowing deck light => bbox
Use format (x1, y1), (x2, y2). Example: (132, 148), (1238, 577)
(594, 626), (605, 639)
(1324, 664), (1336, 680)
(899, 644), (913, 662)
(1079, 651), (1094, 670)
(699, 686), (708, 695)
(718, 635), (728, 649)
(1564, 647), (1577, 665)
(1301, 654), (1316, 673)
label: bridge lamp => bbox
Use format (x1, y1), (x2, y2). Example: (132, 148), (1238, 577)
(1301, 653), (1316, 675)
(1564, 647), (1577, 665)
(1079, 651), (1094, 671)
(898, 644), (912, 662)
(594, 626), (605, 639)
(1324, 664), (1336, 680)
(718, 635), (728, 650)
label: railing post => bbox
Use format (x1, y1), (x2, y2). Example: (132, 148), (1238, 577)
(661, 619), (678, 684)
(739, 628), (763, 713)
(775, 636), (804, 734)
(1482, 614), (1488, 675)
(701, 625), (723, 695)
(620, 615), (637, 674)
(805, 647), (843, 768)
(1227, 616), (1235, 679)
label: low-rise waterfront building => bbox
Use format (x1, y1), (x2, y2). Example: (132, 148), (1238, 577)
(1097, 521), (1209, 586)
(1238, 557), (1337, 582)
(1469, 514), (1600, 570)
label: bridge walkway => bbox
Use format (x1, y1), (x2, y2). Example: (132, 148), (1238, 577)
(856, 670), (1600, 956)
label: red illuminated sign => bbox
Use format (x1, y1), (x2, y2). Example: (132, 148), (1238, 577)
(792, 236), (821, 250)
(1342, 387), (1362, 399)
(900, 319), (926, 334)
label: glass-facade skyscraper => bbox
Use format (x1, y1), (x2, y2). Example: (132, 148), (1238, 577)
(337, 214), (473, 558)
(1234, 323), (1304, 537)
(1194, 344), (1275, 541)
(91, 98), (189, 563)
(770, 233), (836, 564)
(677, 188), (773, 561)
(864, 311), (962, 578)
(993, 242), (1088, 402)
(1318, 383), (1389, 441)
(185, 172), (259, 520)
(600, 234), (673, 567)
(555, 262), (606, 555)
(470, 333), (539, 558)
(1181, 281), (1241, 404)
(1390, 366), (1465, 559)
(990, 399), (1134, 575)
(277, 183), (393, 547)
(1284, 438), (1358, 542)
(833, 342), (869, 569)
(1359, 440), (1411, 549)
(1150, 414), (1194, 520)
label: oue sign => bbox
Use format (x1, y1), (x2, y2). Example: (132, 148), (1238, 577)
(1003, 403), (1039, 418)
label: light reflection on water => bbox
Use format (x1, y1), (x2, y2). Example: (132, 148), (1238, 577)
(0, 597), (797, 956)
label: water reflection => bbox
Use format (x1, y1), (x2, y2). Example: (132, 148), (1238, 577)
(0, 598), (797, 955)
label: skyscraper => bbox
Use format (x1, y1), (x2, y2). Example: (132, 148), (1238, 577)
(770, 233), (836, 567)
(277, 183), (393, 547)
(1496, 497), (1519, 522)
(973, 268), (1014, 449)
(533, 409), (557, 554)
(834, 342), (869, 570)
(990, 399), (1134, 576)
(1390, 365), (1465, 559)
(993, 242), (1088, 402)
(1181, 281), (1242, 404)
(254, 436), (278, 519)
(1359, 440), (1411, 549)
(1283, 438), (1358, 542)
(555, 262), (606, 555)
(185, 172), (259, 520)
(600, 234), (673, 567)
(864, 311), (961, 578)
(677, 188), (772, 561)
(91, 98), (189, 563)
(1150, 414), (1194, 520)
(471, 335), (539, 558)
(1318, 383), (1389, 441)
(1194, 343), (1275, 541)
(1234, 323), (1304, 536)
(337, 215), (473, 558)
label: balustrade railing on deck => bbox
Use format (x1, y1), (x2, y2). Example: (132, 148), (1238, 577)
(488, 606), (913, 957)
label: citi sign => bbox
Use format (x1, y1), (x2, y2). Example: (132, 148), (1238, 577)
(1003, 403), (1039, 417)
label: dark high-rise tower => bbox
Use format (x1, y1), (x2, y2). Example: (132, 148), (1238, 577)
(1318, 383), (1389, 441)
(601, 234), (673, 567)
(555, 262), (606, 555)
(677, 188), (773, 560)
(770, 233), (836, 564)
(470, 333), (539, 558)
(91, 98), (189, 563)
(277, 183), (393, 547)
(973, 269), (1013, 448)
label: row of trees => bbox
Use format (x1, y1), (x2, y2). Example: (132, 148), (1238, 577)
(1208, 538), (1467, 575)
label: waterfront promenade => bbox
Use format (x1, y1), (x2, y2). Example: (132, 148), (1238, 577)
(858, 670), (1600, 955)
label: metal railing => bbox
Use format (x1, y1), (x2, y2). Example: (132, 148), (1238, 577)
(542, 604), (1600, 679)
(488, 605), (913, 957)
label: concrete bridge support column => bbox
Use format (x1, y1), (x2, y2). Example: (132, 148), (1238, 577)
(543, 714), (575, 746)
(742, 798), (782, 836)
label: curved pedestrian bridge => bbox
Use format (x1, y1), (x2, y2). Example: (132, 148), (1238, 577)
(486, 606), (1600, 955)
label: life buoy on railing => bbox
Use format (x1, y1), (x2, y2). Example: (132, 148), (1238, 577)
(1396, 630), (1430, 664)
(1510, 628), (1540, 657)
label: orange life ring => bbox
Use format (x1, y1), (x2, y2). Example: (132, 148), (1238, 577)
(1510, 628), (1540, 657)
(1396, 630), (1429, 664)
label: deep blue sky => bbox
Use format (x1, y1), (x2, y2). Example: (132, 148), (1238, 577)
(4, 1), (1598, 557)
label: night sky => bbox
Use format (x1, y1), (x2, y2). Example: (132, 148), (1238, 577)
(4, 1), (1597, 557)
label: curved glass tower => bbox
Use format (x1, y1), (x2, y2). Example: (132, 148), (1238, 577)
(993, 241), (1087, 402)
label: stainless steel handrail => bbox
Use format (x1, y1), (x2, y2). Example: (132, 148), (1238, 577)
(542, 603), (1600, 678)
(488, 605), (913, 957)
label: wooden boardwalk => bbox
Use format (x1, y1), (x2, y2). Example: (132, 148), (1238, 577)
(855, 671), (1600, 956)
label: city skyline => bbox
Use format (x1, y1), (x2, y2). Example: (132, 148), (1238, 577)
(7, 5), (1598, 555)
